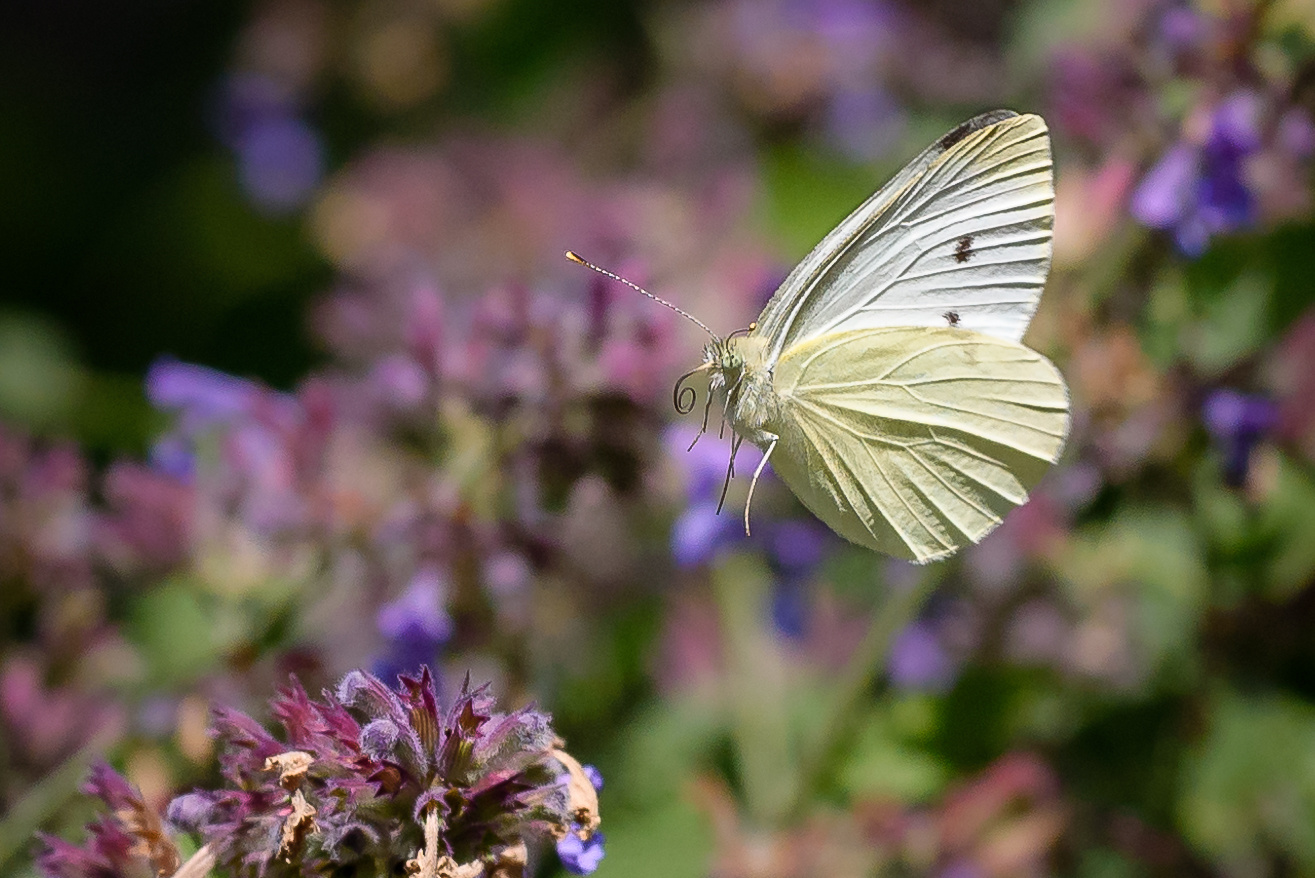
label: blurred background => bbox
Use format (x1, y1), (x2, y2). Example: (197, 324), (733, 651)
(4, 0), (1315, 875)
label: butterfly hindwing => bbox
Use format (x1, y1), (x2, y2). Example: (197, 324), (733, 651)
(766, 326), (1069, 563)
(754, 112), (1053, 362)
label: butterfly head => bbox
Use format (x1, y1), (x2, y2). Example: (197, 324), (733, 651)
(705, 337), (742, 382)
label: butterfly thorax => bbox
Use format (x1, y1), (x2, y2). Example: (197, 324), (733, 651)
(705, 335), (780, 446)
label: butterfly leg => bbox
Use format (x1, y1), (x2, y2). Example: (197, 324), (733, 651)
(716, 435), (743, 514)
(744, 433), (778, 537)
(719, 373), (746, 440)
(688, 390), (716, 452)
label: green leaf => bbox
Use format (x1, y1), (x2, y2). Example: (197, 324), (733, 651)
(838, 699), (948, 803)
(1179, 690), (1315, 871)
(127, 579), (226, 687)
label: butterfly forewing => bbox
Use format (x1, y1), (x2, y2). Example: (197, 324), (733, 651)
(754, 112), (1053, 363)
(766, 326), (1069, 563)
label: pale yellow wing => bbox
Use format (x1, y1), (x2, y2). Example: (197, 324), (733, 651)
(768, 326), (1069, 563)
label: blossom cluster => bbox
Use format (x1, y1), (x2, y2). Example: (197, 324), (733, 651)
(39, 669), (604, 877)
(1049, 1), (1314, 256)
(0, 426), (194, 804)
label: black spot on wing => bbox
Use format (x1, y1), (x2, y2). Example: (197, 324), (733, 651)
(953, 235), (975, 263)
(935, 109), (1019, 151)
(943, 310), (960, 326)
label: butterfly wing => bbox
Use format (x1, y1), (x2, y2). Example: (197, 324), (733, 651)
(754, 111), (1053, 362)
(767, 326), (1069, 563)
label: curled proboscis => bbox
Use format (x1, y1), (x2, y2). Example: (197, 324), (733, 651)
(673, 367), (706, 415)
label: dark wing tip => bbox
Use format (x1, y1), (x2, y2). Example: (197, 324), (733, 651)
(936, 109), (1020, 151)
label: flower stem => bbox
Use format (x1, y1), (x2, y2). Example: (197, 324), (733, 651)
(0, 742), (103, 870)
(711, 552), (793, 826)
(174, 844), (217, 878)
(783, 563), (944, 820)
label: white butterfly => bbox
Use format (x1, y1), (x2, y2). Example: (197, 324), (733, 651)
(570, 110), (1069, 564)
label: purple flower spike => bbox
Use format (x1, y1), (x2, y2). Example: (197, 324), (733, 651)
(38, 763), (181, 878)
(237, 115), (324, 213)
(1203, 389), (1278, 486)
(666, 426), (773, 567)
(769, 519), (830, 574)
(42, 672), (601, 875)
(1131, 144), (1198, 230)
(557, 830), (606, 875)
(146, 357), (255, 427)
(771, 578), (810, 639)
(582, 764), (604, 792)
(889, 620), (958, 691)
(671, 499), (742, 567)
(375, 568), (454, 681)
(1158, 4), (1205, 55)
(1131, 93), (1262, 256)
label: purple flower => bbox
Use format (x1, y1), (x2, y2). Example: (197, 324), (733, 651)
(821, 87), (904, 162)
(146, 357), (257, 429)
(374, 568), (454, 681)
(236, 114), (325, 213)
(42, 672), (601, 876)
(213, 72), (324, 213)
(1156, 3), (1207, 59)
(38, 763), (180, 878)
(95, 461), (194, 574)
(666, 426), (763, 566)
(557, 830), (606, 875)
(765, 519), (832, 638)
(667, 426), (750, 502)
(888, 620), (957, 691)
(1131, 93), (1261, 255)
(771, 577), (810, 639)
(212, 72), (296, 149)
(370, 353), (431, 410)
(175, 670), (592, 873)
(146, 357), (321, 533)
(768, 518), (830, 574)
(672, 498), (743, 566)
(1203, 389), (1278, 486)
(148, 434), (196, 479)
(582, 764), (604, 792)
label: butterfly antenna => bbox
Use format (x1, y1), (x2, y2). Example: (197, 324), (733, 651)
(725, 322), (757, 341)
(565, 251), (718, 340)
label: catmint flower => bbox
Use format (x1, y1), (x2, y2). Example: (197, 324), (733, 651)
(214, 72), (324, 213)
(556, 831), (606, 875)
(555, 761), (606, 874)
(1131, 93), (1262, 255)
(888, 619), (958, 692)
(581, 764), (604, 792)
(38, 762), (182, 878)
(667, 426), (761, 567)
(717, 0), (905, 159)
(1203, 388), (1278, 486)
(236, 114), (325, 214)
(766, 519), (832, 638)
(374, 568), (454, 681)
(147, 357), (260, 430)
(41, 670), (600, 878)
(175, 668), (596, 876)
